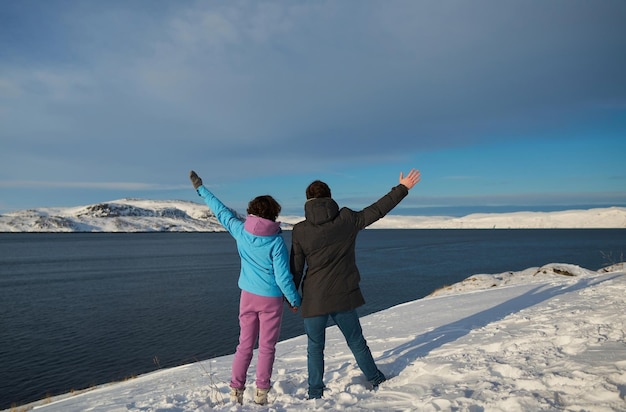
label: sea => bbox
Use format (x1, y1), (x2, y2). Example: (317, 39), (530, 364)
(1, 229), (625, 409)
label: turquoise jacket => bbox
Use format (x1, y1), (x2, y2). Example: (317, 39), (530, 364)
(196, 185), (301, 307)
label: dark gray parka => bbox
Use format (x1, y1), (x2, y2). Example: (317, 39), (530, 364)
(290, 184), (409, 317)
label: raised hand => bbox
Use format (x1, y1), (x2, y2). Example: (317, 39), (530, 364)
(399, 169), (421, 190)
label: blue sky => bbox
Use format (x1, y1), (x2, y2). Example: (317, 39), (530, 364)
(1, 0), (625, 216)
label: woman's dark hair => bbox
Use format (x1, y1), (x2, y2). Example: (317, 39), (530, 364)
(306, 180), (331, 199)
(247, 195), (281, 221)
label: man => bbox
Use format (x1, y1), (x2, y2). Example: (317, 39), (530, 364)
(290, 169), (421, 399)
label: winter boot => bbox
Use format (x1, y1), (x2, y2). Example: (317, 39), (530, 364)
(254, 388), (270, 405)
(230, 387), (244, 404)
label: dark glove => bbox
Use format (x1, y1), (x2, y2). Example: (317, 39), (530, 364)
(189, 170), (203, 189)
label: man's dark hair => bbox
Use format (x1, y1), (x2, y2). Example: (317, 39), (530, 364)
(247, 195), (281, 221)
(306, 180), (332, 199)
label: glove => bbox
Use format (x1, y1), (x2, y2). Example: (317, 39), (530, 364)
(189, 170), (203, 189)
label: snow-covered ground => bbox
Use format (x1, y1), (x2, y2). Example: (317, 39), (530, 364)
(0, 199), (625, 231)
(14, 262), (625, 412)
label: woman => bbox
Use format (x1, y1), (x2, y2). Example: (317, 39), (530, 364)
(189, 170), (301, 405)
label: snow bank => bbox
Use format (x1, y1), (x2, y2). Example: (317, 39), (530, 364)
(12, 263), (626, 412)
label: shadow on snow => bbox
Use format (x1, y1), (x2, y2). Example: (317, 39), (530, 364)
(379, 273), (622, 376)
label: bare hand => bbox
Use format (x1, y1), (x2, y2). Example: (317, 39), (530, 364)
(399, 169), (421, 190)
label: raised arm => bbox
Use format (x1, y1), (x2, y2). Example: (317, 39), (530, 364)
(357, 168), (421, 228)
(189, 170), (243, 235)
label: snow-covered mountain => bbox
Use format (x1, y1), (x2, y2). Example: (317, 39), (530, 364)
(0, 199), (625, 232)
(0, 199), (231, 232)
(364, 206), (626, 229)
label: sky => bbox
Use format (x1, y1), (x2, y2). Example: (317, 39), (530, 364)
(15, 264), (626, 411)
(1, 0), (625, 216)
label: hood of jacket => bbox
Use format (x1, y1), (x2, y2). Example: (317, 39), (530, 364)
(244, 214), (281, 236)
(304, 197), (340, 225)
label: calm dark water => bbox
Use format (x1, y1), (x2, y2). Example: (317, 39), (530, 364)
(1, 230), (625, 409)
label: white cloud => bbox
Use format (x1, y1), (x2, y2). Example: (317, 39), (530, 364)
(0, 180), (186, 190)
(1, 1), (624, 212)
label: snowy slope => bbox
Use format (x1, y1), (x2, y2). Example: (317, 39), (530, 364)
(363, 207), (626, 229)
(16, 262), (626, 412)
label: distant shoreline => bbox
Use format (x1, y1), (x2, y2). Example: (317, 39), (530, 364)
(1, 200), (624, 232)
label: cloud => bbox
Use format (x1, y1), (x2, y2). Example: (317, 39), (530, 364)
(0, 180), (187, 191)
(398, 191), (626, 209)
(1, 0), (625, 187)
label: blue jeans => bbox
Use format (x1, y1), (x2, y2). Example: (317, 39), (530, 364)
(303, 309), (386, 399)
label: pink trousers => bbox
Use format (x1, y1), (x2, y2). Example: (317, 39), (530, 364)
(230, 290), (284, 390)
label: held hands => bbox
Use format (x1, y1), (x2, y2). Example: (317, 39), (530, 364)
(399, 169), (421, 190)
(284, 297), (299, 313)
(189, 170), (203, 189)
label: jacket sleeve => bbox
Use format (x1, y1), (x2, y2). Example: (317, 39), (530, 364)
(196, 185), (243, 235)
(290, 227), (306, 291)
(273, 240), (302, 307)
(356, 184), (409, 229)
